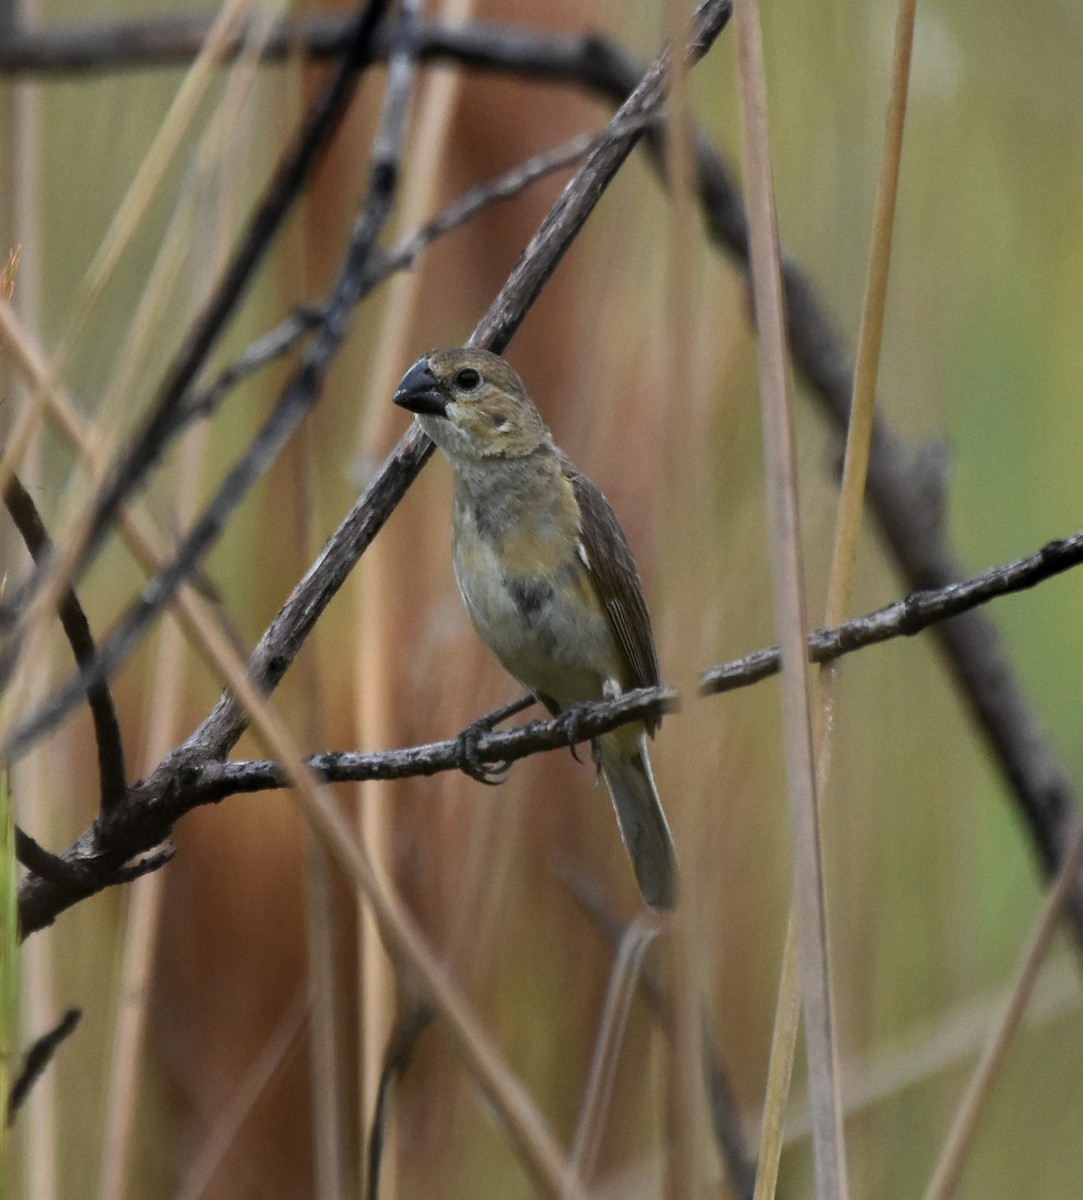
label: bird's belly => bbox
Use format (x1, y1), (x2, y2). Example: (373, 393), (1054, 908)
(453, 537), (612, 708)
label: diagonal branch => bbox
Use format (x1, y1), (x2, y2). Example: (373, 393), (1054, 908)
(2, 0), (411, 761)
(2, 1), (733, 768)
(0, 0), (391, 660)
(182, 117), (660, 435)
(12, 0), (735, 940)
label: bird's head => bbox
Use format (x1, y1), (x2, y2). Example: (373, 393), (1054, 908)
(392, 347), (549, 462)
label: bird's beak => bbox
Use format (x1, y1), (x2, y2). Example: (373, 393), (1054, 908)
(392, 358), (449, 417)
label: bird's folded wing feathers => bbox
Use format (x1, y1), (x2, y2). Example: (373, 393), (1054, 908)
(562, 458), (661, 732)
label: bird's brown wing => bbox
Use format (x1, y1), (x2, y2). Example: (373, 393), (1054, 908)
(563, 459), (661, 733)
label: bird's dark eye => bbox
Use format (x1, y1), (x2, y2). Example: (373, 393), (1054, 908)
(455, 368), (481, 391)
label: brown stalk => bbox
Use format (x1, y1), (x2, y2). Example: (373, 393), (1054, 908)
(734, 0), (847, 1195)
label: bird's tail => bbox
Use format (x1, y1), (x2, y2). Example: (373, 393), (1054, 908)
(598, 730), (678, 910)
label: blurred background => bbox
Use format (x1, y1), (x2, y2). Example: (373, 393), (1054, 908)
(2, 0), (1083, 1197)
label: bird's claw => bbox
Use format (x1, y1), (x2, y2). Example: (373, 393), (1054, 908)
(557, 705), (598, 767)
(455, 714), (512, 786)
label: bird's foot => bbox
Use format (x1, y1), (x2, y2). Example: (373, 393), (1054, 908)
(455, 695), (533, 786)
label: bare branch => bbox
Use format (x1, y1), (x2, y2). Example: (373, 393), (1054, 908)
(702, 530), (1083, 695)
(51, 528), (1083, 811)
(15, 522), (1083, 936)
(0, 14), (631, 82)
(2, 0), (412, 759)
(173, 118), (661, 445)
(175, 687), (678, 808)
(0, 0), (391, 662)
(121, 528), (1083, 812)
(468, 7), (730, 354)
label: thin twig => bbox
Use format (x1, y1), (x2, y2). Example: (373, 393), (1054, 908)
(701, 530), (1083, 694)
(3, 474), (127, 809)
(6, 1008), (82, 1126)
(469, 4), (731, 353)
(366, 1005), (435, 1200)
(176, 117), (661, 441)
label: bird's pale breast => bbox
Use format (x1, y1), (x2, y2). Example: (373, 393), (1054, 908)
(451, 469), (620, 710)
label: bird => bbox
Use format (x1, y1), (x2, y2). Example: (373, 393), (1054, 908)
(393, 346), (677, 910)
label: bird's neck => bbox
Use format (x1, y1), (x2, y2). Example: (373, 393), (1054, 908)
(450, 447), (576, 546)
(450, 444), (555, 500)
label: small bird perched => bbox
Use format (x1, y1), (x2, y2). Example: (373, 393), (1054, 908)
(393, 347), (677, 910)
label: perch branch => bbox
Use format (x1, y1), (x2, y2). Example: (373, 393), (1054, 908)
(16, 524), (1083, 937)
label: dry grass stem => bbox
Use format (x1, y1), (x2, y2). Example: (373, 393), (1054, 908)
(752, 911), (801, 1200)
(173, 993), (309, 1200)
(735, 0), (848, 1194)
(923, 821), (1083, 1200)
(566, 917), (660, 1196)
(351, 0), (470, 1186)
(752, 2), (917, 1192)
